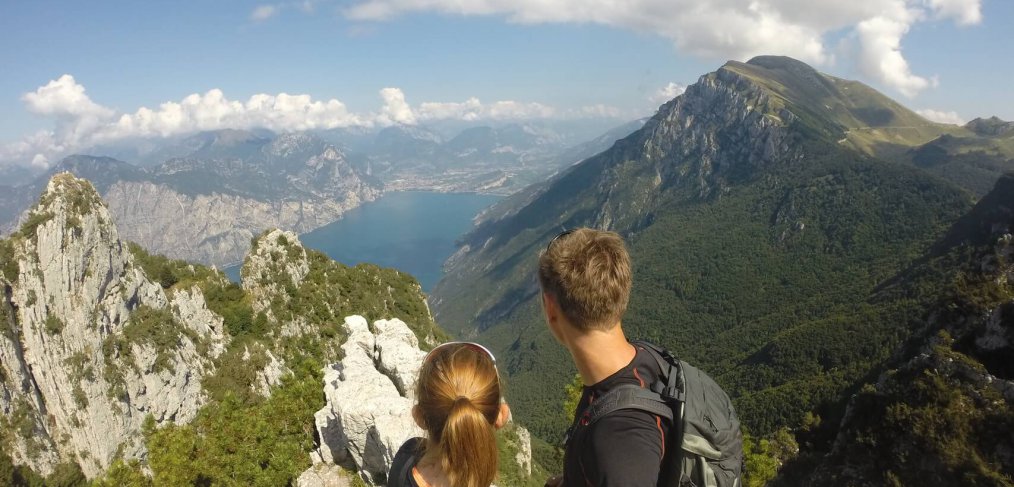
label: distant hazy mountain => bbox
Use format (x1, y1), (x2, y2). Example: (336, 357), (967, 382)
(0, 164), (44, 187)
(902, 116), (1014, 196)
(430, 56), (990, 448)
(322, 120), (642, 194)
(964, 115), (1014, 137)
(1, 132), (379, 266)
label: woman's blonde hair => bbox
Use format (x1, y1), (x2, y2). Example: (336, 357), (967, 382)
(415, 344), (501, 487)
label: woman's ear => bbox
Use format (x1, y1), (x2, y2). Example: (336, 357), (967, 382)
(494, 402), (511, 430)
(412, 405), (426, 429)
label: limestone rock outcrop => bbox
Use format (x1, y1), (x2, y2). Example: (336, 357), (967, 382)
(0, 174), (227, 477)
(296, 464), (354, 487)
(242, 229), (310, 320)
(312, 315), (424, 484)
(373, 318), (427, 399)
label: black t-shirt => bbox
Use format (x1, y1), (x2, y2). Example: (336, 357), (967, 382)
(563, 344), (670, 486)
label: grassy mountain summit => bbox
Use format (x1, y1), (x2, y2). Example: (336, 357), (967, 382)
(722, 56), (967, 156)
(431, 55), (977, 443)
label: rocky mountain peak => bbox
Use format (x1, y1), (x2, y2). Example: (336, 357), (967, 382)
(604, 56), (801, 206)
(0, 173), (226, 478)
(242, 229), (310, 318)
(265, 132), (326, 158)
(964, 116), (1014, 137)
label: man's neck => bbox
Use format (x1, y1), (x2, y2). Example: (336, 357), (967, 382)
(565, 322), (636, 386)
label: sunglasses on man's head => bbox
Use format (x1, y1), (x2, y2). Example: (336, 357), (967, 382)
(545, 229), (575, 253)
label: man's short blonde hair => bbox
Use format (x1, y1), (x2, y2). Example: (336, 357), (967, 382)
(538, 228), (632, 331)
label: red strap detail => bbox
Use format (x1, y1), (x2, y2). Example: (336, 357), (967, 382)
(633, 367), (646, 388)
(656, 416), (666, 461)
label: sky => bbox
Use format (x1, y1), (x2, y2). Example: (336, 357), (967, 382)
(1, 0), (1011, 169)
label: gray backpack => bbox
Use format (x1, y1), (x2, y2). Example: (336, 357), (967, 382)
(578, 340), (744, 487)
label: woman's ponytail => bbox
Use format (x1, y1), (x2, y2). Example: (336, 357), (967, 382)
(416, 345), (502, 487)
(439, 396), (498, 487)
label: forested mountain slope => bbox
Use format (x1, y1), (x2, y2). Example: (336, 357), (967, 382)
(431, 56), (979, 443)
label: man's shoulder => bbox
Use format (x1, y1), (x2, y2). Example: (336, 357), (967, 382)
(571, 407), (668, 486)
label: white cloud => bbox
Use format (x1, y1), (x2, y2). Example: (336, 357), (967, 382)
(22, 74), (113, 119)
(377, 87), (417, 125)
(416, 98), (556, 121)
(250, 5), (279, 21)
(651, 82), (686, 104)
(854, 12), (933, 98)
(342, 0), (982, 97)
(927, 0), (982, 25)
(917, 108), (965, 125)
(3, 75), (608, 168)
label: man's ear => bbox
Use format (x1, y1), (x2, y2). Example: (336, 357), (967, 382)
(542, 292), (557, 322)
(494, 402), (511, 430)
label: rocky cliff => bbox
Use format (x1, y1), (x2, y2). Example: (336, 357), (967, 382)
(2, 132), (381, 267)
(103, 178), (372, 268)
(0, 173), (227, 477)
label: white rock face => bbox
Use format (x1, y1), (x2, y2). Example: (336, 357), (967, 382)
(101, 175), (378, 268)
(0, 174), (227, 477)
(248, 347), (288, 397)
(515, 425), (533, 476)
(296, 464), (354, 487)
(242, 229), (310, 318)
(374, 318), (427, 399)
(313, 315), (424, 485)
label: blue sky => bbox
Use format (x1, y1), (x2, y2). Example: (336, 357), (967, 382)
(1, 0), (1011, 167)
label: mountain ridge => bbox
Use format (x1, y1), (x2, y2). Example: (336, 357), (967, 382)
(1, 132), (381, 267)
(431, 55), (977, 443)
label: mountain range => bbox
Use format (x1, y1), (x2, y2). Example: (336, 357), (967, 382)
(2, 54), (1013, 484)
(0, 120), (640, 268)
(430, 56), (1014, 482)
(0, 131), (380, 267)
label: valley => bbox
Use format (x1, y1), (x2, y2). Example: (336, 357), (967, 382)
(1, 55), (1013, 485)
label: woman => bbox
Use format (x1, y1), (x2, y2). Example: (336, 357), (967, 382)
(389, 342), (510, 487)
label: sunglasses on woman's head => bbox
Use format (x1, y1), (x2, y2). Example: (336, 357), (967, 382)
(424, 341), (497, 366)
(424, 341), (502, 397)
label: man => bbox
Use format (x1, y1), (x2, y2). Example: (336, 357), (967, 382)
(539, 228), (669, 487)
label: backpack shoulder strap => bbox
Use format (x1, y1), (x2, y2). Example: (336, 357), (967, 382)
(388, 437), (424, 487)
(630, 340), (685, 403)
(583, 384), (675, 426)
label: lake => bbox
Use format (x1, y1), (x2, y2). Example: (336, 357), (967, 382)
(224, 191), (501, 291)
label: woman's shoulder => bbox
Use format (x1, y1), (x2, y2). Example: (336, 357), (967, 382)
(395, 437), (425, 458)
(388, 437), (426, 487)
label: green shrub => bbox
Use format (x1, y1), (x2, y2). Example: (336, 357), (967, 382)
(17, 211), (53, 240)
(0, 239), (18, 282)
(44, 314), (64, 335)
(145, 360), (323, 486)
(92, 458), (151, 487)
